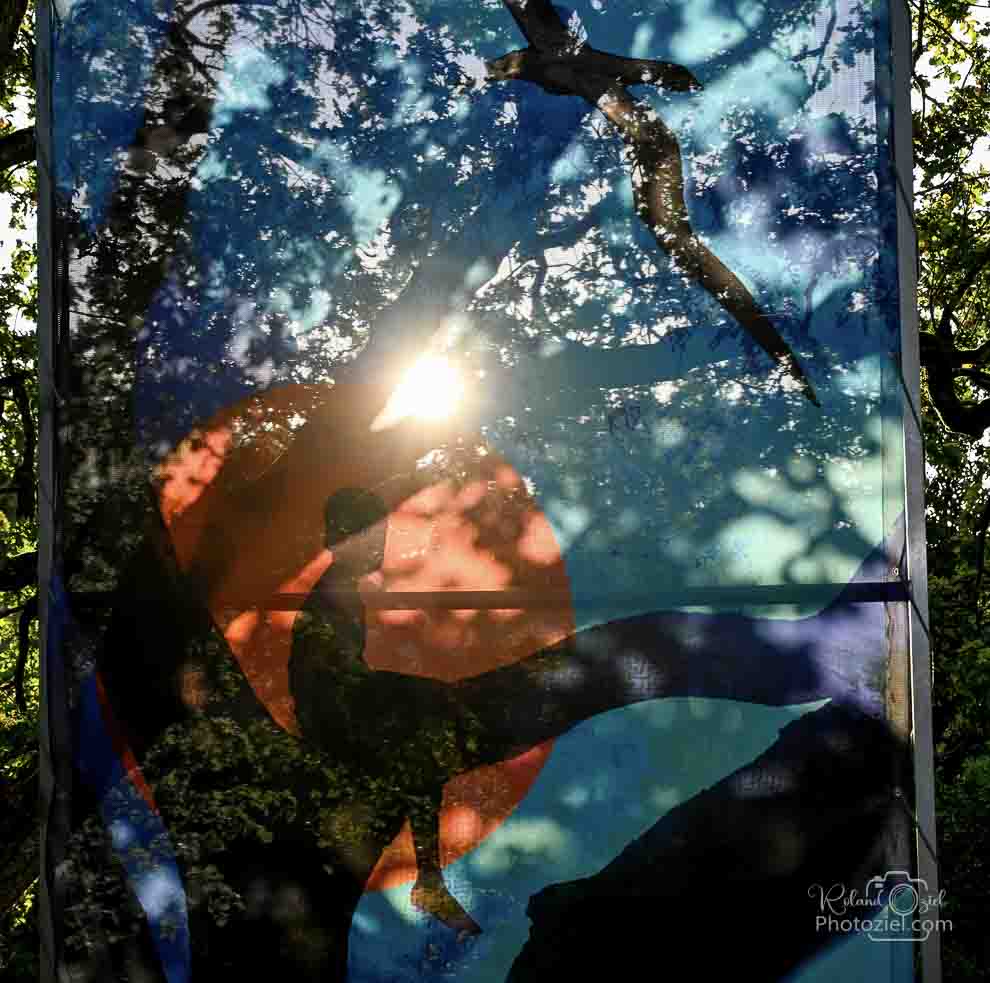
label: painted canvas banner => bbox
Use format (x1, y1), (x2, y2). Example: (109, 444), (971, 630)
(43, 0), (930, 980)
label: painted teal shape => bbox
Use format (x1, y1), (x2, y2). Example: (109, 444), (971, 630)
(348, 697), (828, 983)
(784, 906), (916, 983)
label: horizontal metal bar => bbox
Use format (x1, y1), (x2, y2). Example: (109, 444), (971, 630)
(68, 580), (911, 612)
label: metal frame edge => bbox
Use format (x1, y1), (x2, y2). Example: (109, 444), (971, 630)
(889, 1), (941, 980)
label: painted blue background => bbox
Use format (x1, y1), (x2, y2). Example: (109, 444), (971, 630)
(53, 0), (911, 980)
(55, 0), (905, 610)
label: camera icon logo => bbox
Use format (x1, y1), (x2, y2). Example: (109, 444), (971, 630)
(865, 870), (926, 916)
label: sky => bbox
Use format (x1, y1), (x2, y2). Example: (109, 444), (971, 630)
(0, 96), (36, 338)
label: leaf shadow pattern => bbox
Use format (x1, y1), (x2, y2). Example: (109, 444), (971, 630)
(81, 385), (908, 982)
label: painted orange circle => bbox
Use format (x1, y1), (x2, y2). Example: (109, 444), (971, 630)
(155, 382), (574, 890)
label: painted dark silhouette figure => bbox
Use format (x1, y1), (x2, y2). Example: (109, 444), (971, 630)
(89, 378), (912, 980)
(62, 1), (913, 979)
(291, 487), (487, 936)
(290, 483), (907, 959)
(90, 382), (903, 983)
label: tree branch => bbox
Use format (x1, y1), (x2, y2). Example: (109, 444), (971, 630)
(954, 367), (990, 390)
(957, 336), (990, 367)
(533, 200), (608, 249)
(489, 46), (700, 94)
(4, 373), (36, 520)
(936, 244), (990, 340)
(0, 551), (37, 592)
(920, 332), (990, 437)
(596, 83), (817, 400)
(178, 0), (276, 28)
(913, 0), (926, 67)
(0, 126), (35, 173)
(0, 0), (28, 68)
(14, 593), (38, 712)
(919, 11), (981, 60)
(502, 0), (574, 50)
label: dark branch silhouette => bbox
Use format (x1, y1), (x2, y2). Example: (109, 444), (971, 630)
(0, 371), (36, 521)
(0, 126), (34, 172)
(920, 329), (990, 437)
(487, 0), (820, 405)
(0, 0), (33, 171)
(0, 550), (36, 592)
(8, 372), (35, 520)
(14, 592), (37, 712)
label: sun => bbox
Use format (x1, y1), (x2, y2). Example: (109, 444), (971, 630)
(371, 356), (464, 431)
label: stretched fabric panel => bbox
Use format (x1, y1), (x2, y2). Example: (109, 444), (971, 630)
(39, 0), (935, 981)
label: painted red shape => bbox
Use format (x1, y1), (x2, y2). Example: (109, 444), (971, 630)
(155, 382), (574, 889)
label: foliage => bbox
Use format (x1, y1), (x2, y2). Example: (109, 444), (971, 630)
(0, 882), (38, 983)
(936, 751), (990, 978)
(0, 2), (40, 979)
(922, 416), (990, 980)
(915, 0), (990, 939)
(914, 0), (990, 437)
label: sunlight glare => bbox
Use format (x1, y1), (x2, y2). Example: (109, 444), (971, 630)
(371, 356), (464, 431)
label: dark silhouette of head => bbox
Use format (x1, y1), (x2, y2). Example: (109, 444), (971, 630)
(323, 487), (389, 575)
